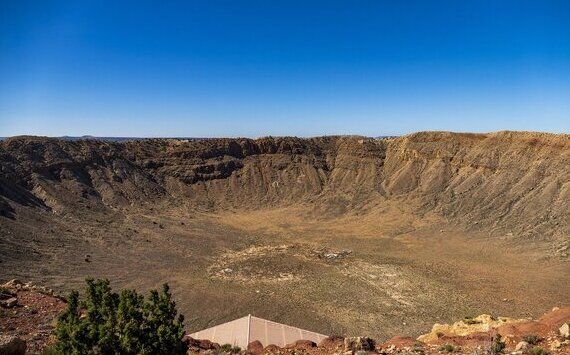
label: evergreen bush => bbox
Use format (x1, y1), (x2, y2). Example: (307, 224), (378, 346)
(46, 278), (186, 355)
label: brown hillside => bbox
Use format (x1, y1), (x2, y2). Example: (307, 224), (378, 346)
(1, 132), (568, 245)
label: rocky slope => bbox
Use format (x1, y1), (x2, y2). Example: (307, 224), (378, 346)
(1, 132), (568, 248)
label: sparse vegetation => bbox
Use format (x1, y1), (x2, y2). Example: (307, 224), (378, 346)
(438, 343), (456, 352)
(219, 344), (241, 354)
(522, 334), (542, 345)
(221, 344), (233, 352)
(489, 334), (506, 354)
(463, 316), (481, 325)
(527, 347), (550, 355)
(45, 278), (186, 355)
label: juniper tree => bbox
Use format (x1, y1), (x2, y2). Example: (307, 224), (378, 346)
(48, 279), (186, 355)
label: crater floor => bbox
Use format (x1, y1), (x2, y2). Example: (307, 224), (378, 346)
(2, 204), (568, 340)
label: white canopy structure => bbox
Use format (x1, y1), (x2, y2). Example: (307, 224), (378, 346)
(189, 314), (328, 348)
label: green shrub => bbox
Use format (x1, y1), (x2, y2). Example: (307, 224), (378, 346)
(527, 347), (550, 355)
(218, 343), (241, 353)
(221, 344), (233, 352)
(489, 334), (506, 354)
(438, 343), (456, 352)
(46, 278), (186, 355)
(463, 316), (480, 325)
(522, 334), (542, 345)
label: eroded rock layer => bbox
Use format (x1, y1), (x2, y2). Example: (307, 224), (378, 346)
(1, 132), (568, 245)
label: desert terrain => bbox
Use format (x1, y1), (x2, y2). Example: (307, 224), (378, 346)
(0, 131), (568, 341)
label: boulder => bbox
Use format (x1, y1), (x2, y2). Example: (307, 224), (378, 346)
(0, 335), (26, 355)
(197, 339), (220, 350)
(560, 323), (570, 338)
(318, 335), (345, 349)
(0, 297), (17, 308)
(184, 336), (220, 350)
(264, 344), (281, 352)
(246, 340), (264, 354)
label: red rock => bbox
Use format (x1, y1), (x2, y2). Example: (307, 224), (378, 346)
(538, 307), (570, 328)
(264, 344), (281, 352)
(247, 340), (264, 354)
(200, 339), (220, 350)
(497, 320), (549, 341)
(431, 332), (493, 347)
(184, 336), (221, 350)
(285, 339), (316, 349)
(318, 335), (344, 349)
(382, 336), (422, 348)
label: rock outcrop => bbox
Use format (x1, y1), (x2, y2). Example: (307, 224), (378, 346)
(417, 314), (526, 342)
(418, 307), (570, 352)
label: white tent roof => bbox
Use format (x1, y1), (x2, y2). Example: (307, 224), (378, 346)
(189, 314), (328, 348)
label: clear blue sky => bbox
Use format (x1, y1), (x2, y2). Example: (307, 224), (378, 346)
(1, 1), (569, 137)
